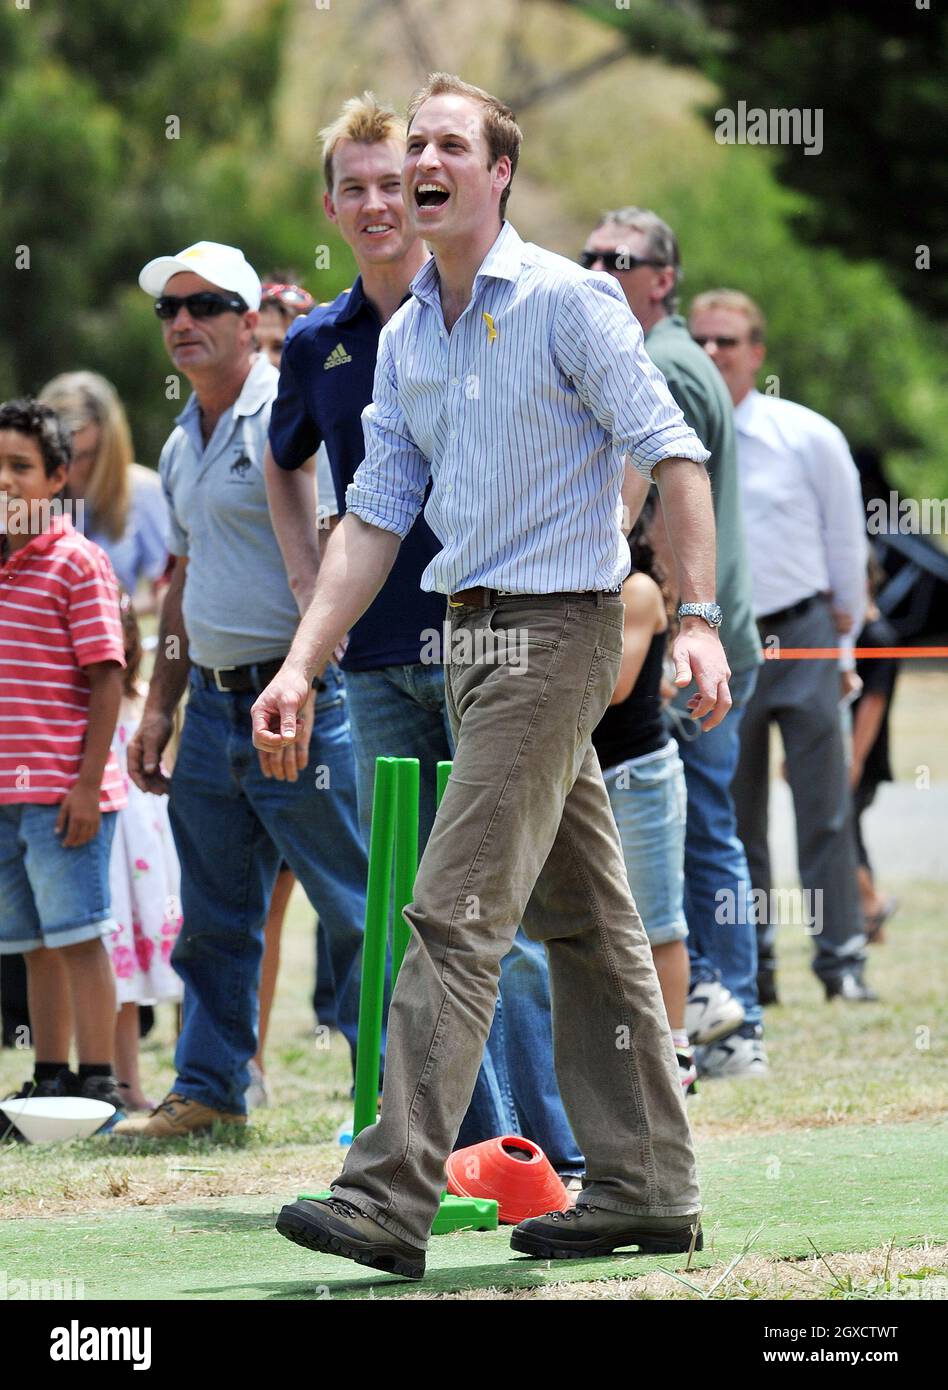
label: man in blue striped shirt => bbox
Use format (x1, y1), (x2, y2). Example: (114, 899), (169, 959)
(254, 72), (730, 1280)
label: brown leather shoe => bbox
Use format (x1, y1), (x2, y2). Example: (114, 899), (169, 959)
(276, 1197), (426, 1280)
(111, 1091), (246, 1138)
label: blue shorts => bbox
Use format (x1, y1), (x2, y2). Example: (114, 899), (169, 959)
(0, 804), (117, 953)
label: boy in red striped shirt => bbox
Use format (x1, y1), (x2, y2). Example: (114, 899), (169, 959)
(0, 399), (127, 1133)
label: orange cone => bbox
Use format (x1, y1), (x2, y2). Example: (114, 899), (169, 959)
(445, 1135), (570, 1224)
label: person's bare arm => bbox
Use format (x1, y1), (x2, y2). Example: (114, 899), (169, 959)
(264, 443), (322, 616)
(611, 575), (665, 705)
(621, 461), (651, 535)
(128, 556), (190, 794)
(652, 458), (731, 730)
(56, 661), (123, 848)
(252, 514), (401, 750)
(850, 690), (886, 787)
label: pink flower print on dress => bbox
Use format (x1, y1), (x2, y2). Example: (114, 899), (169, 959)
(111, 946), (136, 980)
(160, 939), (174, 964)
(134, 858), (150, 873)
(134, 936), (154, 972)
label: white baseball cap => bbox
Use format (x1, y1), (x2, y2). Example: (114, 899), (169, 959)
(138, 240), (262, 310)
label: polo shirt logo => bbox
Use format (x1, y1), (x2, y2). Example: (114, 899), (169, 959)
(229, 454), (252, 478)
(323, 342), (352, 370)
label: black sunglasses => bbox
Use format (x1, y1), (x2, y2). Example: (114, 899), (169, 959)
(154, 291), (249, 321)
(691, 334), (744, 350)
(579, 250), (668, 272)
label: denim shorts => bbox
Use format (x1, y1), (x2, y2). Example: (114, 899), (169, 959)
(0, 804), (117, 953)
(602, 738), (688, 946)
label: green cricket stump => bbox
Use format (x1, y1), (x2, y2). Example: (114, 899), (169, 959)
(299, 756), (498, 1235)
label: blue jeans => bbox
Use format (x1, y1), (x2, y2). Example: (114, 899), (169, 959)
(0, 805), (117, 952)
(667, 666), (761, 1029)
(602, 740), (688, 945)
(169, 663), (368, 1114)
(345, 663), (581, 1170)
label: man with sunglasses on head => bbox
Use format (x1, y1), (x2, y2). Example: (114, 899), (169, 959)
(115, 241), (369, 1138)
(581, 210), (765, 1080)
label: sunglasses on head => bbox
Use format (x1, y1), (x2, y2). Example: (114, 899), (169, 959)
(154, 291), (249, 320)
(579, 250), (668, 272)
(691, 334), (745, 350)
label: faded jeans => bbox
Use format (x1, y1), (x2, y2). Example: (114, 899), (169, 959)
(332, 595), (699, 1247)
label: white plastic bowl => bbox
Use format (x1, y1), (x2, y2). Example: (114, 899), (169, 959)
(0, 1096), (115, 1143)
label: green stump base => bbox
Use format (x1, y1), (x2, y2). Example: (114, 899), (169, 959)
(296, 1190), (499, 1235)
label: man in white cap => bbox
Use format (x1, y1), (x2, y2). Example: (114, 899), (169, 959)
(115, 242), (370, 1137)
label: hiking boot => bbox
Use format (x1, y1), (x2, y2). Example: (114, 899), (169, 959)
(111, 1091), (246, 1138)
(276, 1197), (426, 1280)
(510, 1204), (703, 1259)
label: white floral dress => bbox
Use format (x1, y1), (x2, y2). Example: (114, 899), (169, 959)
(107, 694), (183, 1005)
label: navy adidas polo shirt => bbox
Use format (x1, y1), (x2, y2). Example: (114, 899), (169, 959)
(268, 276), (445, 671)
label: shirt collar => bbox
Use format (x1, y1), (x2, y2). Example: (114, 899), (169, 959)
(335, 277), (369, 325)
(0, 512), (73, 571)
(733, 387), (766, 436)
(175, 353), (276, 432)
(410, 220), (525, 308)
(645, 314), (687, 342)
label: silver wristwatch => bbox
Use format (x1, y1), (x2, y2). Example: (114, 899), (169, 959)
(678, 602), (724, 629)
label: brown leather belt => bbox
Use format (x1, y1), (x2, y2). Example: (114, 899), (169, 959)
(446, 587), (614, 610)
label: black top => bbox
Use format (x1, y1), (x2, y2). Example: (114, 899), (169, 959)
(267, 277), (446, 670)
(853, 614), (899, 789)
(592, 626), (668, 770)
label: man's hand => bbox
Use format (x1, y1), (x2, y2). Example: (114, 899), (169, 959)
(672, 619), (732, 730)
(56, 781), (101, 848)
(256, 686), (315, 781)
(128, 711), (174, 795)
(251, 662), (313, 754)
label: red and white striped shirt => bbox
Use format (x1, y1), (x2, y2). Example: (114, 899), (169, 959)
(0, 516), (126, 809)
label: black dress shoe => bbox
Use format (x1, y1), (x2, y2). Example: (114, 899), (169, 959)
(510, 1204), (703, 1260)
(757, 968), (779, 1006)
(824, 973), (879, 1002)
(276, 1197), (425, 1280)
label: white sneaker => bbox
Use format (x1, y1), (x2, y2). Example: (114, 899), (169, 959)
(696, 1029), (769, 1079)
(246, 1060), (272, 1109)
(685, 980), (745, 1045)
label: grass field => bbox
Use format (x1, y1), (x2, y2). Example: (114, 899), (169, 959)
(0, 674), (945, 1299)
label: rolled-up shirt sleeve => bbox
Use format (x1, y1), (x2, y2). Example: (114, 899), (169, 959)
(345, 329), (431, 539)
(552, 277), (710, 478)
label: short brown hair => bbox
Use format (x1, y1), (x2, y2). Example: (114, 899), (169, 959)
(689, 289), (767, 344)
(320, 92), (405, 196)
(406, 72), (522, 218)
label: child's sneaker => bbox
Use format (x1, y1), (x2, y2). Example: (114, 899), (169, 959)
(73, 1073), (126, 1132)
(1, 1070), (71, 1143)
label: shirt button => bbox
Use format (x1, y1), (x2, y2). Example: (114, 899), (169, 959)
(451, 376), (460, 386)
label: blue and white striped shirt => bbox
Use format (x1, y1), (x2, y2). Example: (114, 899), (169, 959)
(346, 221), (710, 594)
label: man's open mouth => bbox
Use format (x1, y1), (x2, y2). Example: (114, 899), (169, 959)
(415, 182), (450, 208)
(363, 223), (394, 236)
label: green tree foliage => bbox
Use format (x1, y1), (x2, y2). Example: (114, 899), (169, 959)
(0, 0), (348, 468)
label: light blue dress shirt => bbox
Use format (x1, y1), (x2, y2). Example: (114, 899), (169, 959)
(346, 221), (709, 595)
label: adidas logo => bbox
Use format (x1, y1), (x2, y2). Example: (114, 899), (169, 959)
(323, 342), (352, 370)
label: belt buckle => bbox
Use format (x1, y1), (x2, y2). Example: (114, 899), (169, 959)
(213, 666), (236, 692)
(447, 596), (464, 609)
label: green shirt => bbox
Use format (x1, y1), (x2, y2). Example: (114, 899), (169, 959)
(646, 315), (762, 675)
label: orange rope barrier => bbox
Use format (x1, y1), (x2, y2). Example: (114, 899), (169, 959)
(765, 647), (948, 660)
